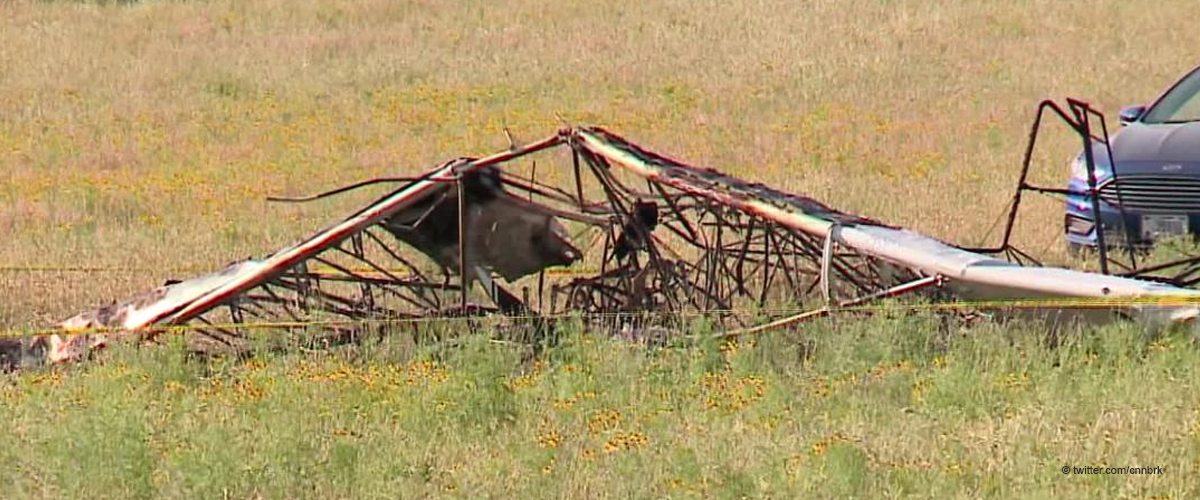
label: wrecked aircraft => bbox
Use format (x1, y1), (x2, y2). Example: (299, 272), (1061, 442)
(24, 106), (1200, 365)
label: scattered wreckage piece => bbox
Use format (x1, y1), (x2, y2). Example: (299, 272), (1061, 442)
(39, 125), (1200, 365)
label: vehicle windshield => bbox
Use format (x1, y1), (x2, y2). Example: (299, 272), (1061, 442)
(1142, 66), (1200, 124)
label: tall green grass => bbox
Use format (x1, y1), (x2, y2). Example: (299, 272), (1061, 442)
(3, 315), (1197, 498)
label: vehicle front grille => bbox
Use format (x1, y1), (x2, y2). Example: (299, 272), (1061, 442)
(1098, 175), (1200, 212)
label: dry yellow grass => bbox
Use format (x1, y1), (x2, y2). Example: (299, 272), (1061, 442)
(2, 0), (1198, 324)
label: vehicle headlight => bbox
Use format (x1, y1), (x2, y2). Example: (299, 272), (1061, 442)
(1070, 154), (1109, 182)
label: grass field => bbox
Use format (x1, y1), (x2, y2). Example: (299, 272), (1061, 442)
(3, 0), (1200, 497)
(5, 317), (1200, 498)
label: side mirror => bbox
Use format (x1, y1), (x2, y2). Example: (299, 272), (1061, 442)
(1118, 105), (1146, 126)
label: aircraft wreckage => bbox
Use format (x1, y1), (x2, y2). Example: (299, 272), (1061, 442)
(18, 101), (1200, 365)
